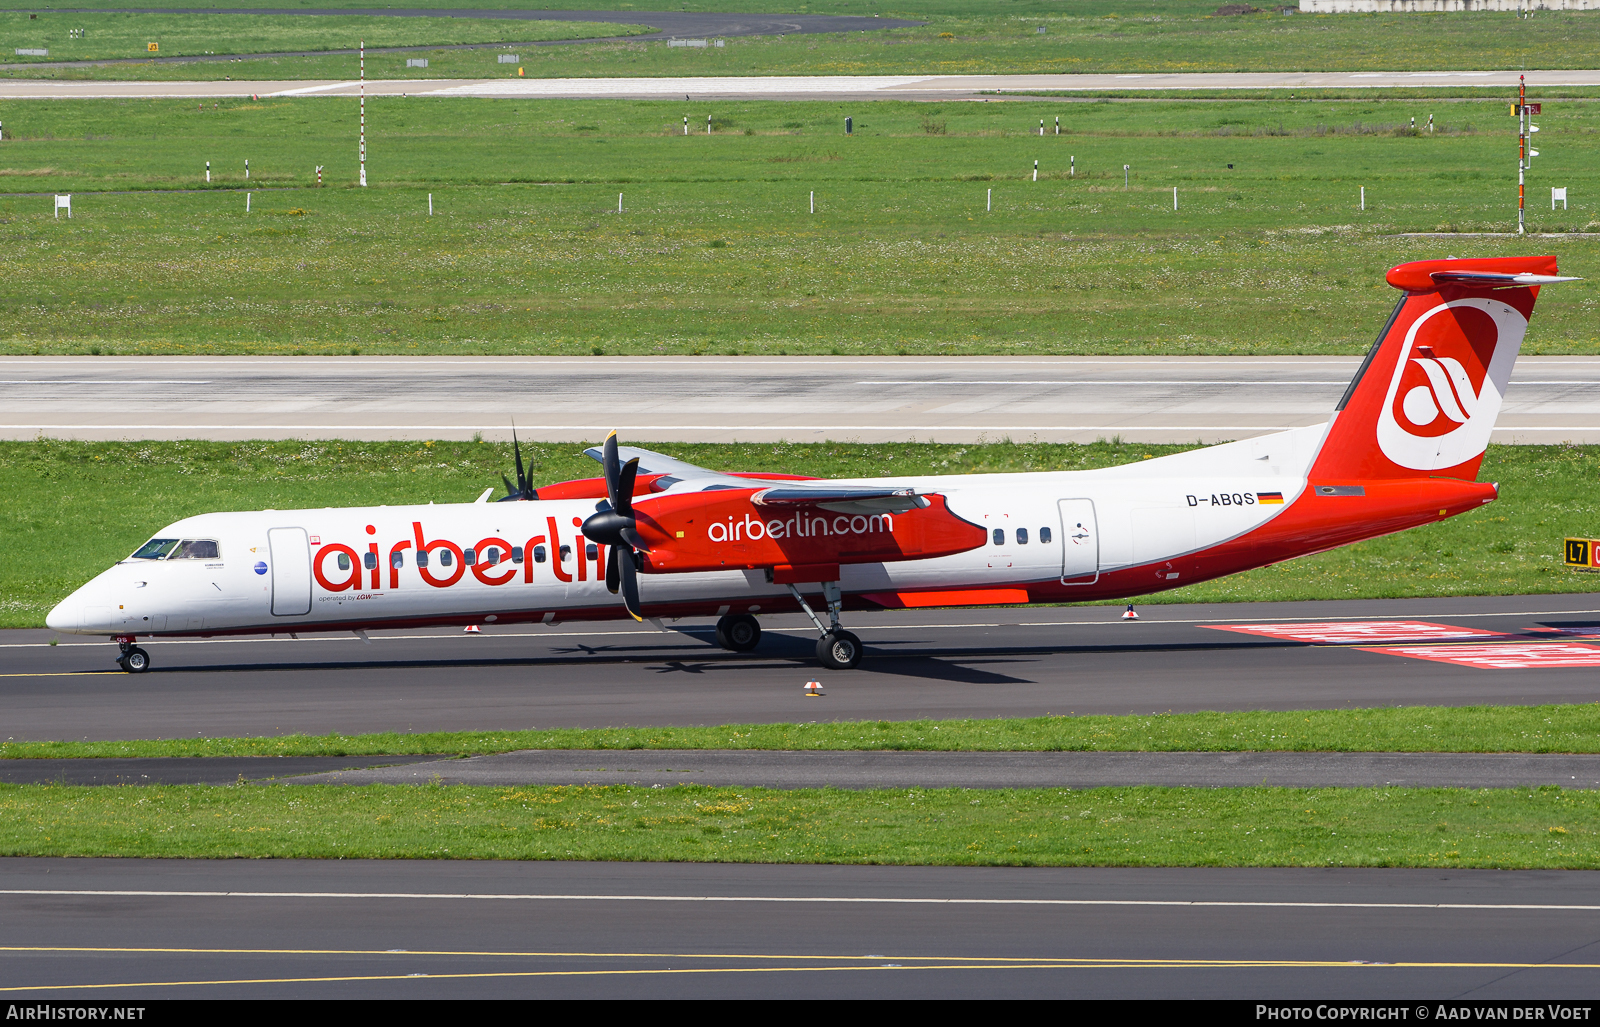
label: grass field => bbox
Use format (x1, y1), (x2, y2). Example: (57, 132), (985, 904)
(6, 1), (1600, 78)
(7, 705), (1600, 759)
(0, 13), (649, 65)
(3, 438), (1596, 628)
(1, 781), (1593, 868)
(0, 97), (1594, 357)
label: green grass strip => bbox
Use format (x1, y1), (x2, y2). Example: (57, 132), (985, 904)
(1, 782), (1592, 868)
(7, 705), (1600, 759)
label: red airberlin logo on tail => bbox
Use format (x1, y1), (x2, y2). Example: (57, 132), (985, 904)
(1376, 298), (1528, 471)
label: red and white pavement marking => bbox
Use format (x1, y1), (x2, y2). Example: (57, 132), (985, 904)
(1205, 621), (1503, 645)
(1359, 642), (1600, 670)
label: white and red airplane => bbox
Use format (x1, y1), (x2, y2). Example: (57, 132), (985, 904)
(48, 256), (1575, 673)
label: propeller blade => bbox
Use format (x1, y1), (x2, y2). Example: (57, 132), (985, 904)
(501, 473), (516, 497)
(619, 525), (652, 554)
(618, 550), (643, 622)
(602, 431), (622, 511)
(512, 427), (529, 496)
(605, 544), (621, 595)
(615, 457), (639, 519)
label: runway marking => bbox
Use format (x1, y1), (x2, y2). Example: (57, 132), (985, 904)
(9, 607), (1600, 650)
(0, 670), (121, 678)
(6, 889), (1600, 911)
(0, 380), (213, 385)
(1207, 621), (1503, 645)
(8, 953), (1600, 993)
(1362, 642), (1600, 670)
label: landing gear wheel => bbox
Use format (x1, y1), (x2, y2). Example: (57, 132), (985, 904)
(118, 646), (150, 674)
(715, 614), (762, 653)
(815, 630), (862, 671)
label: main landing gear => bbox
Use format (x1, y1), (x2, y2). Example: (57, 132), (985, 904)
(714, 613), (762, 653)
(786, 582), (862, 671)
(115, 637), (150, 674)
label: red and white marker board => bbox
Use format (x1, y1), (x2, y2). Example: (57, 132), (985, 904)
(1360, 642), (1600, 670)
(1206, 621), (1501, 645)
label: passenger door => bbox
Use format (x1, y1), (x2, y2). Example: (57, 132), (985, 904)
(1058, 499), (1099, 585)
(267, 527), (312, 616)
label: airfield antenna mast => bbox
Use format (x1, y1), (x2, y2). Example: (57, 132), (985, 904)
(1517, 74), (1525, 235)
(359, 40), (367, 187)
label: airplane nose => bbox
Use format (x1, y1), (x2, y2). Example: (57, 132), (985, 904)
(45, 595), (78, 632)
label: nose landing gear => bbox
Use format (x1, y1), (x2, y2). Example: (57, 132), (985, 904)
(114, 637), (151, 674)
(786, 582), (862, 671)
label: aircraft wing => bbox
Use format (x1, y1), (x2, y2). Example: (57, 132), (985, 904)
(583, 445), (931, 511)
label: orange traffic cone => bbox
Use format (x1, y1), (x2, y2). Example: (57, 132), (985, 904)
(463, 624), (481, 633)
(804, 680), (824, 697)
(1121, 605), (1139, 620)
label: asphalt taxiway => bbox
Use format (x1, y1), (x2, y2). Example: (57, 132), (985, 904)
(5, 355), (1600, 444)
(3, 858), (1599, 998)
(7, 594), (1600, 741)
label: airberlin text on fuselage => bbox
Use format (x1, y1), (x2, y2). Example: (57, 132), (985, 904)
(706, 512), (893, 543)
(310, 517), (597, 593)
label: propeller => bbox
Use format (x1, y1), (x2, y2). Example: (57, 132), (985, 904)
(497, 425), (537, 502)
(581, 431), (649, 621)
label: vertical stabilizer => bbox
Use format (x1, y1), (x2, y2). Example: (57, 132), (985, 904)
(1309, 256), (1569, 482)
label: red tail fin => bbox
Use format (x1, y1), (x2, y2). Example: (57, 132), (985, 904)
(1309, 255), (1565, 483)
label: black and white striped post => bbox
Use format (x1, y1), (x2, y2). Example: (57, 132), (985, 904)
(358, 40), (367, 187)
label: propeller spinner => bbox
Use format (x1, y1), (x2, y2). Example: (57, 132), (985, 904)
(580, 432), (650, 621)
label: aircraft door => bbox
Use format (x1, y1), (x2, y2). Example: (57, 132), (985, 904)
(267, 527), (312, 616)
(1058, 499), (1099, 585)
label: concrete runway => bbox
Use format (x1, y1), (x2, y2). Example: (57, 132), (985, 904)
(3, 69), (1598, 101)
(8, 594), (1600, 741)
(6, 355), (1600, 444)
(4, 858), (1600, 998)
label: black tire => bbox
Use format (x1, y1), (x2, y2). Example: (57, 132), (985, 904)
(815, 630), (862, 671)
(723, 614), (761, 653)
(120, 646), (150, 674)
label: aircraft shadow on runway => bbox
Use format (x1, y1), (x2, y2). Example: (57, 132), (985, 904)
(54, 632), (1322, 683)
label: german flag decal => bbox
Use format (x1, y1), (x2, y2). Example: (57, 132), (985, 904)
(1256, 492), (1285, 505)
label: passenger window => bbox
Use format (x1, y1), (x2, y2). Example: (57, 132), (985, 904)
(363, 552), (377, 571)
(1039, 526), (1052, 544)
(1016, 528), (1029, 545)
(464, 548), (477, 566)
(993, 528), (1005, 546)
(559, 545), (572, 562)
(485, 547), (500, 566)
(417, 550), (429, 568)
(130, 538), (180, 560)
(585, 543), (598, 560)
(511, 546), (524, 564)
(391, 551), (404, 569)
(170, 539), (220, 560)
(533, 545), (547, 563)
(337, 553), (351, 571)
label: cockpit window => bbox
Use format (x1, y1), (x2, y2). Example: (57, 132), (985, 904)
(169, 540), (221, 560)
(130, 538), (180, 560)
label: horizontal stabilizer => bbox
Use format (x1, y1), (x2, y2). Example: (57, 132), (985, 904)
(1430, 270), (1581, 288)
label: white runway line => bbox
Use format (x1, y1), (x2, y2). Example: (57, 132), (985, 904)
(3, 889), (1599, 911)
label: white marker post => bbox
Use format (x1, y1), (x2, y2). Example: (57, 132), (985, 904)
(619, 192), (623, 213)
(359, 40), (367, 187)
(428, 193), (433, 216)
(1174, 187), (1178, 211)
(1039, 119), (1044, 137)
(316, 165), (323, 187)
(205, 160), (210, 183)
(810, 190), (814, 214)
(244, 158), (249, 180)
(683, 115), (688, 136)
(1124, 164), (1129, 190)
(1055, 116), (1060, 136)
(246, 192), (250, 213)
(1033, 159), (1038, 182)
(707, 114), (712, 134)
(987, 187), (991, 212)
(1070, 155), (1074, 177)
(1360, 186), (1365, 211)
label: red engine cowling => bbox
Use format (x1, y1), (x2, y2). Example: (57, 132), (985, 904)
(631, 489), (985, 575)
